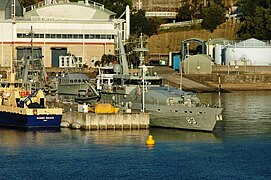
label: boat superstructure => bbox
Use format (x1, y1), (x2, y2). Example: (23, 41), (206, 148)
(96, 66), (116, 91)
(57, 73), (91, 95)
(46, 72), (100, 103)
(99, 33), (223, 131)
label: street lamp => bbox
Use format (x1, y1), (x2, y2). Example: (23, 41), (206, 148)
(187, 42), (190, 74)
(207, 38), (211, 56)
(186, 42), (190, 58)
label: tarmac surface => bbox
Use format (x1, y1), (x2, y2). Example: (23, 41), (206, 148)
(163, 74), (217, 92)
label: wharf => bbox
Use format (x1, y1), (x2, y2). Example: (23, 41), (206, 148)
(61, 111), (150, 130)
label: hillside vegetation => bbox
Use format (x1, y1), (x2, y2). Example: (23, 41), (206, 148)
(147, 20), (241, 54)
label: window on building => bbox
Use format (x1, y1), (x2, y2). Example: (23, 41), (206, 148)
(17, 33), (114, 40)
(17, 34), (23, 38)
(73, 34), (79, 39)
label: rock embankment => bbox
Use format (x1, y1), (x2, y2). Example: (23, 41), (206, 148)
(164, 73), (271, 92)
(153, 66), (271, 92)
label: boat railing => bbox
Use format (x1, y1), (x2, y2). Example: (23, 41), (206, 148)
(212, 99), (222, 108)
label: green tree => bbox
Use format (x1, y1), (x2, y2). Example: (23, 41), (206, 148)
(239, 6), (271, 40)
(130, 10), (161, 37)
(201, 3), (226, 32)
(189, 0), (204, 20)
(101, 54), (117, 66)
(124, 34), (150, 68)
(238, 0), (271, 40)
(19, 0), (39, 7)
(176, 5), (191, 21)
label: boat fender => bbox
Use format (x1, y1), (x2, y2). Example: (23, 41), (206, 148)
(71, 122), (81, 129)
(60, 121), (70, 128)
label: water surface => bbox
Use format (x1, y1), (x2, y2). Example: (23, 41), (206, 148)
(0, 91), (270, 179)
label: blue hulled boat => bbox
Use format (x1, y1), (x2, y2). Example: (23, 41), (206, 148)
(0, 72), (62, 128)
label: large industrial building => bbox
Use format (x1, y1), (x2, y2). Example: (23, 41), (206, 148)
(214, 38), (271, 66)
(0, 0), (130, 68)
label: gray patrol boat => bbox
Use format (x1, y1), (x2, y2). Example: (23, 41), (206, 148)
(99, 34), (223, 131)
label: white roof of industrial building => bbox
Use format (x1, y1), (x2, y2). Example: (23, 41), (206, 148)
(236, 38), (268, 47)
(24, 2), (115, 21)
(1, 1), (115, 21)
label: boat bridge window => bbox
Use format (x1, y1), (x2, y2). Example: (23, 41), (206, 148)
(14, 83), (23, 88)
(1, 83), (9, 87)
(129, 80), (141, 85)
(102, 69), (114, 74)
(148, 79), (162, 85)
(70, 80), (73, 83)
(113, 79), (122, 85)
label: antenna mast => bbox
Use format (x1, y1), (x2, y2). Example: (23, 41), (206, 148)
(11, 0), (16, 19)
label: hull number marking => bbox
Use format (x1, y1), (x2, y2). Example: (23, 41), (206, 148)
(186, 117), (197, 125)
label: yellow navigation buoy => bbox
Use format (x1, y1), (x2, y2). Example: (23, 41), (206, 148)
(146, 135), (155, 146)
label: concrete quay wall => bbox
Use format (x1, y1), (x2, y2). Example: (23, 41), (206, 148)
(62, 112), (150, 130)
(213, 65), (271, 74)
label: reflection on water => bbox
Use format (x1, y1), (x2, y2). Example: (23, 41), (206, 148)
(198, 91), (271, 137)
(1, 91), (271, 149)
(0, 91), (270, 179)
(61, 128), (150, 145)
(149, 128), (221, 143)
(0, 127), (59, 147)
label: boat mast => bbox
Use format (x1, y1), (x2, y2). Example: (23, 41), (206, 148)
(134, 33), (149, 66)
(179, 57), (182, 90)
(218, 74), (222, 108)
(117, 31), (129, 75)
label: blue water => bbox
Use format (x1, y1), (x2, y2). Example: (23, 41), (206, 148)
(1, 91), (271, 179)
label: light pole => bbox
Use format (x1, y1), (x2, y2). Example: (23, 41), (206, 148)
(187, 42), (190, 74)
(179, 56), (182, 90)
(207, 38), (211, 56)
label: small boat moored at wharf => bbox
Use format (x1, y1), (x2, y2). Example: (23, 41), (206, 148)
(0, 70), (63, 128)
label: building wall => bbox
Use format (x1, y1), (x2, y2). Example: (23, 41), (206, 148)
(0, 21), (116, 67)
(0, 2), (127, 68)
(225, 47), (271, 66)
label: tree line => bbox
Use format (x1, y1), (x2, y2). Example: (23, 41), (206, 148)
(18, 0), (271, 40)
